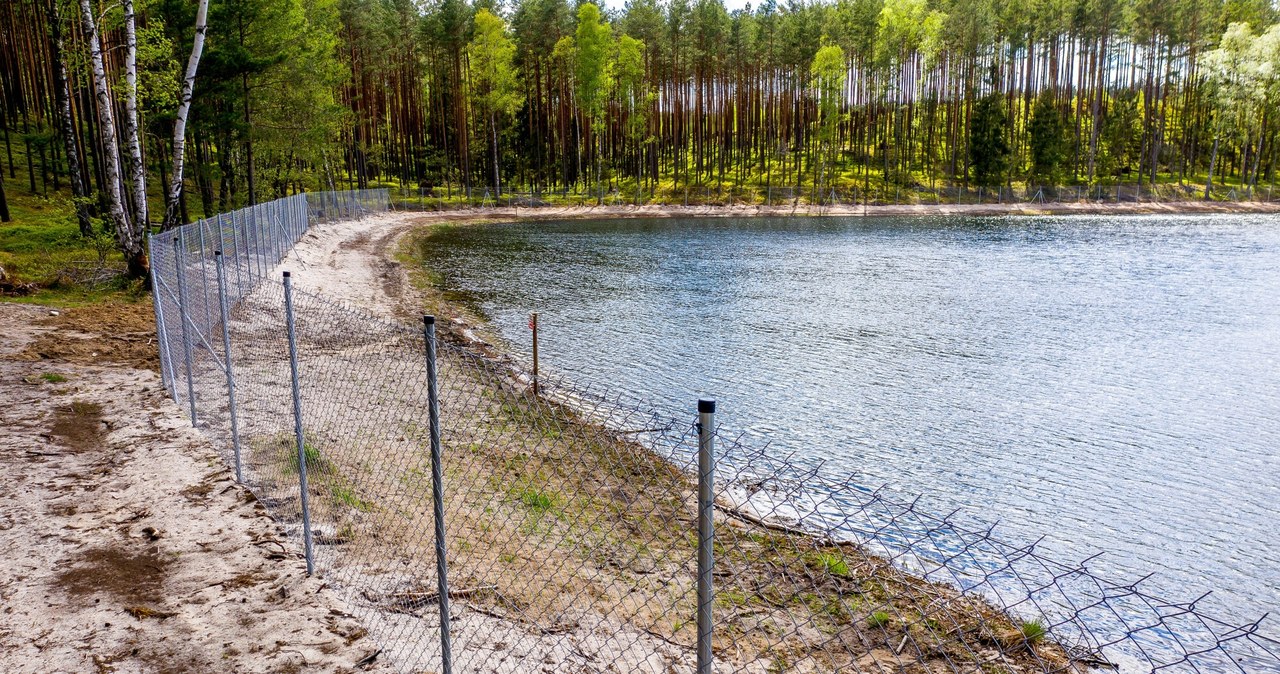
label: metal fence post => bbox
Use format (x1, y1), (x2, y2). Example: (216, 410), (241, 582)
(198, 220), (213, 329)
(173, 236), (198, 425)
(283, 271), (315, 576)
(148, 236), (176, 399)
(423, 315), (453, 674)
(214, 251), (244, 483)
(697, 398), (716, 674)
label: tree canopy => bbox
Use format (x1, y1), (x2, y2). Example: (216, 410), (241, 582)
(2, 0), (1279, 251)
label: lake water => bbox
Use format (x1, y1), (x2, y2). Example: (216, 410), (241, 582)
(419, 214), (1280, 630)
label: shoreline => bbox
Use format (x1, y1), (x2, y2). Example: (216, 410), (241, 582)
(279, 207), (1280, 671)
(387, 198), (1280, 223)
(279, 211), (1087, 671)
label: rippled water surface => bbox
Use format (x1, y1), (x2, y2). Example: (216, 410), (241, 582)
(420, 215), (1280, 625)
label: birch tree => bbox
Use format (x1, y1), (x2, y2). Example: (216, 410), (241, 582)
(162, 0), (210, 231)
(79, 0), (145, 277)
(122, 0), (148, 228)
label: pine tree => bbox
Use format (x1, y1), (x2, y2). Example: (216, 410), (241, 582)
(969, 91), (1011, 187)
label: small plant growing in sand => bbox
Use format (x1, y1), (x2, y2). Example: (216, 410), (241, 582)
(40, 373), (68, 383)
(517, 486), (555, 514)
(1020, 618), (1047, 644)
(867, 610), (892, 628)
(330, 483), (373, 512)
(284, 440), (334, 475)
(812, 551), (850, 577)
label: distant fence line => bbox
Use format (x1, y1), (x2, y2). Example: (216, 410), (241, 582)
(147, 189), (1280, 674)
(373, 181), (1279, 210)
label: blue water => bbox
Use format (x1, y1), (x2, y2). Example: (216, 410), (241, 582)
(419, 214), (1280, 629)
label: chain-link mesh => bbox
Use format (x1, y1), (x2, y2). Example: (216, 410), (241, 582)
(148, 191), (1280, 674)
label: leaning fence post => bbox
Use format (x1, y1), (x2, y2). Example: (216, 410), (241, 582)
(423, 315), (453, 674)
(173, 236), (198, 425)
(214, 252), (244, 483)
(283, 271), (315, 576)
(697, 398), (716, 674)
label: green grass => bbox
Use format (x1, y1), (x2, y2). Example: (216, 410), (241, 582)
(811, 551), (851, 578)
(40, 372), (68, 383)
(516, 486), (555, 514)
(278, 438), (335, 476)
(0, 179), (147, 305)
(330, 483), (374, 512)
(1020, 618), (1048, 644)
(867, 610), (892, 628)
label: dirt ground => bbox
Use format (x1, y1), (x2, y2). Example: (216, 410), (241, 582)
(0, 302), (398, 673)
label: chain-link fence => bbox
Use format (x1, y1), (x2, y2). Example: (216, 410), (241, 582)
(148, 190), (1280, 674)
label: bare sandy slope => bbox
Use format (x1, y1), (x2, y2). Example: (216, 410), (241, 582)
(388, 197), (1280, 221)
(0, 303), (396, 673)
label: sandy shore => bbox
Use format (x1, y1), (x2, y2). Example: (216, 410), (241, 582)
(0, 302), (396, 673)
(386, 198), (1280, 222)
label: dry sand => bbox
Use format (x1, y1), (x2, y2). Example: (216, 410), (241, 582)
(0, 302), (396, 673)
(384, 197), (1280, 221)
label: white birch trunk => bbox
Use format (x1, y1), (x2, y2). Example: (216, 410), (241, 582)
(122, 0), (147, 228)
(162, 0), (210, 231)
(79, 0), (137, 271)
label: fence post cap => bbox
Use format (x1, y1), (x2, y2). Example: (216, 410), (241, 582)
(283, 271), (291, 278)
(214, 250), (222, 256)
(424, 315), (435, 326)
(698, 399), (716, 414)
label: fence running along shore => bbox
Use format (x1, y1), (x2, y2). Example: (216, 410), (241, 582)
(148, 190), (1280, 674)
(376, 181), (1280, 210)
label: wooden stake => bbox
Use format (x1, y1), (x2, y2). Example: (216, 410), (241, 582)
(529, 311), (539, 394)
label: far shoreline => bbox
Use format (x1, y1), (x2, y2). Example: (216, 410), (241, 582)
(386, 197), (1280, 224)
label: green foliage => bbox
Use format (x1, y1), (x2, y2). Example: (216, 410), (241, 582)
(876, 0), (943, 70)
(286, 440), (335, 475)
(1020, 618), (1048, 644)
(41, 373), (69, 383)
(969, 91), (1011, 186)
(1097, 89), (1143, 177)
(867, 610), (891, 628)
(1028, 92), (1069, 185)
(330, 483), (374, 511)
(811, 551), (851, 577)
(516, 486), (555, 514)
(574, 3), (614, 122)
(469, 10), (522, 119)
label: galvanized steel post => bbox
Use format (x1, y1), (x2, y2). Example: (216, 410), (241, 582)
(198, 220), (213, 329)
(173, 235), (198, 425)
(697, 398), (716, 674)
(283, 271), (315, 575)
(148, 236), (176, 399)
(214, 252), (244, 483)
(423, 315), (453, 674)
